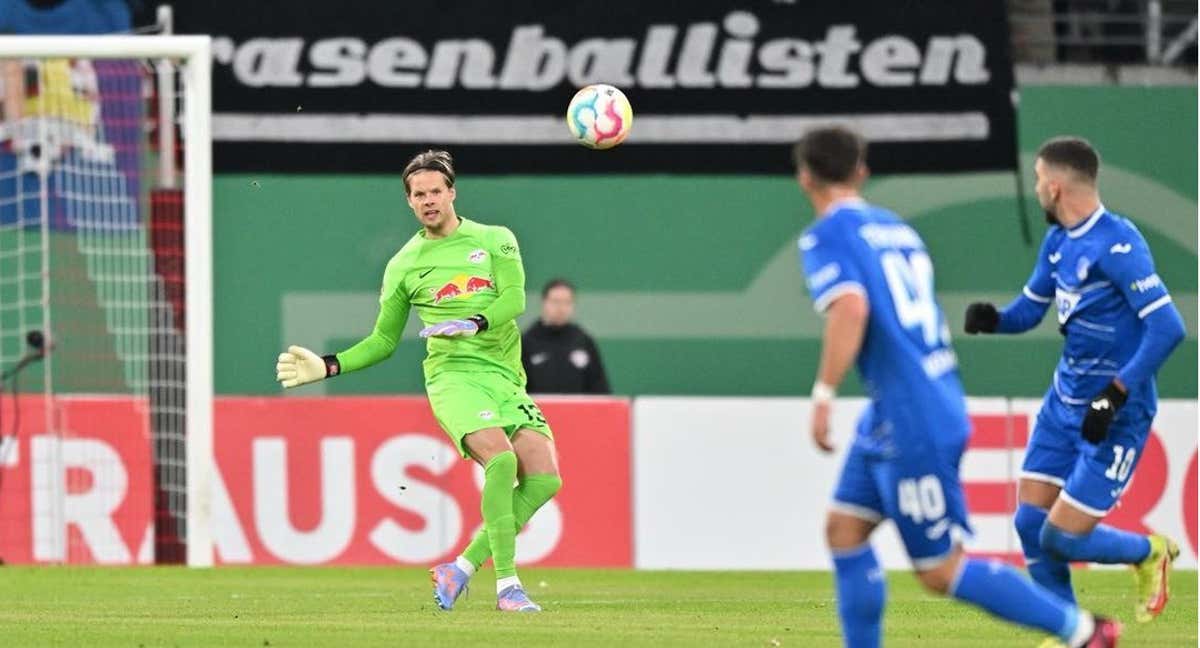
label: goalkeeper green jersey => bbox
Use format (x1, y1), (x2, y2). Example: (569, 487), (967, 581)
(335, 217), (527, 385)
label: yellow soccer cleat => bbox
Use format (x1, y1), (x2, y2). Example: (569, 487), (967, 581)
(1133, 534), (1180, 623)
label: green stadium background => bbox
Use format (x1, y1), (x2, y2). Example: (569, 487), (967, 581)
(215, 86), (1197, 398)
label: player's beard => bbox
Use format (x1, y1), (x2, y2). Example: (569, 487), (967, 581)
(1042, 200), (1059, 225)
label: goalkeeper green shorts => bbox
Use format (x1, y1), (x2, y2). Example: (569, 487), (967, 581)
(426, 371), (554, 458)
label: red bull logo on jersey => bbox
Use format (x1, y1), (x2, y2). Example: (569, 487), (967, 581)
(431, 274), (495, 303)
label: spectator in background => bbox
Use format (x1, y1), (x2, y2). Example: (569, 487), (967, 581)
(522, 279), (610, 394)
(1008, 0), (1057, 63)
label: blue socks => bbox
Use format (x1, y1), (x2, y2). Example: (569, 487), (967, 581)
(1017, 501), (1154, 606)
(950, 558), (1079, 640)
(833, 546), (1091, 645)
(1015, 503), (1075, 604)
(833, 544), (886, 648)
(1041, 521), (1152, 564)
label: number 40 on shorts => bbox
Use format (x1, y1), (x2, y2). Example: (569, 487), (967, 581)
(898, 475), (946, 524)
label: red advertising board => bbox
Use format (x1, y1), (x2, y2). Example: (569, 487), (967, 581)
(213, 396), (632, 566)
(0, 395), (153, 564)
(0, 394), (1189, 569)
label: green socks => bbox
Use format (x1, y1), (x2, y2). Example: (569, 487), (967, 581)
(480, 451), (519, 579)
(463, 472), (563, 570)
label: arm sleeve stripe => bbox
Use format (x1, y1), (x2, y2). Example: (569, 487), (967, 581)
(1138, 295), (1173, 319)
(813, 282), (867, 314)
(1022, 285), (1052, 304)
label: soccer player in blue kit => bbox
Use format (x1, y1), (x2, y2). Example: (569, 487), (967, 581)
(795, 127), (1121, 647)
(964, 137), (1185, 626)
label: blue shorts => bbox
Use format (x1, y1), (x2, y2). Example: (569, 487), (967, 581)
(1021, 390), (1152, 517)
(832, 434), (972, 570)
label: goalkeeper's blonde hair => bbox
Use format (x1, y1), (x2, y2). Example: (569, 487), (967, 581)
(403, 149), (456, 194)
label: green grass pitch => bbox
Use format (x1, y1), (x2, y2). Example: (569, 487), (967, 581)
(0, 567), (1193, 646)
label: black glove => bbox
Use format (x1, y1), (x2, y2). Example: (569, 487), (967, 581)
(964, 302), (999, 334)
(1081, 382), (1128, 444)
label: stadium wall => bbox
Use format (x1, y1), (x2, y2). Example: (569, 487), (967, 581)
(212, 85), (1196, 398)
(1, 395), (1192, 569)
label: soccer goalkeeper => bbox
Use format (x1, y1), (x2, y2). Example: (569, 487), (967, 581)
(275, 150), (559, 613)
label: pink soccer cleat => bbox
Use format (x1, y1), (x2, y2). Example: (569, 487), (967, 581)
(495, 585), (541, 612)
(429, 562), (470, 611)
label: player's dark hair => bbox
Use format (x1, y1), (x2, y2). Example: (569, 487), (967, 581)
(542, 278), (575, 298)
(1037, 137), (1100, 182)
(403, 149), (456, 193)
(792, 127), (867, 184)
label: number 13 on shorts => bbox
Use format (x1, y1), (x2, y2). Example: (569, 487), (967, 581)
(517, 403), (547, 425)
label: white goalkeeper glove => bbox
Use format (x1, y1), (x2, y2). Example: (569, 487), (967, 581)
(275, 345), (339, 388)
(418, 314), (489, 339)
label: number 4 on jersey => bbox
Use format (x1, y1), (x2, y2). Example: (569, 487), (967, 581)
(881, 250), (944, 347)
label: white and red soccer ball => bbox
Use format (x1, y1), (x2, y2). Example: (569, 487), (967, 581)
(566, 84), (633, 150)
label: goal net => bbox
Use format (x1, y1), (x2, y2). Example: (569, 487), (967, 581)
(0, 36), (212, 566)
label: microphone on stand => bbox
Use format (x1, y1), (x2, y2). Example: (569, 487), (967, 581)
(1, 330), (48, 382)
(0, 331), (46, 565)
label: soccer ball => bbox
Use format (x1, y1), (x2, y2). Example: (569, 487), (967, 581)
(566, 84), (633, 150)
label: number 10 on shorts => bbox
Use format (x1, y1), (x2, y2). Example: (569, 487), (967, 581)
(1105, 445), (1136, 482)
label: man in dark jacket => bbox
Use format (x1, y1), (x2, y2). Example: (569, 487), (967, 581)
(522, 279), (610, 394)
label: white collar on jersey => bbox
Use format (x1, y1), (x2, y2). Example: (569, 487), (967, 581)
(822, 196), (867, 218)
(1066, 203), (1106, 238)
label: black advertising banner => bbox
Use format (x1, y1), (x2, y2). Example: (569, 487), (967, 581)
(177, 0), (1017, 174)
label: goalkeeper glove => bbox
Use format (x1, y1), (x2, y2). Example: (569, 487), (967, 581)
(419, 315), (488, 338)
(276, 345), (340, 388)
(964, 302), (999, 334)
(1081, 381), (1127, 444)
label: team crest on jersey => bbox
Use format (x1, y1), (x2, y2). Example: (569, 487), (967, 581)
(1055, 288), (1081, 324)
(1075, 257), (1091, 281)
(468, 249), (488, 263)
(478, 410), (494, 420)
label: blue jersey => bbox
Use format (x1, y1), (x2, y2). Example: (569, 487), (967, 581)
(800, 199), (968, 456)
(1021, 206), (1172, 416)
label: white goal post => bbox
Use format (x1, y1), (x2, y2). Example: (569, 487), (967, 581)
(0, 36), (213, 567)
